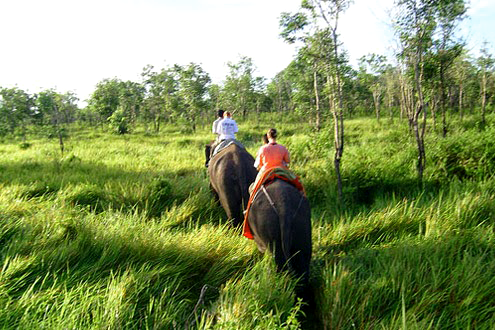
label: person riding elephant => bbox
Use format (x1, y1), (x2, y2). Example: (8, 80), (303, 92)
(251, 128), (289, 191)
(205, 111), (238, 168)
(244, 128), (311, 283)
(216, 111), (238, 141)
(208, 142), (257, 227)
(212, 109), (224, 142)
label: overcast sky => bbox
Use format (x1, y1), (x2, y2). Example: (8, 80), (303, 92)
(1, 0), (494, 104)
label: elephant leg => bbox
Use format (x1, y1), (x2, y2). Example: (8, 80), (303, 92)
(205, 144), (211, 167)
(272, 242), (289, 273)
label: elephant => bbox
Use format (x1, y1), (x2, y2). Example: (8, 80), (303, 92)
(208, 143), (258, 227)
(247, 178), (312, 283)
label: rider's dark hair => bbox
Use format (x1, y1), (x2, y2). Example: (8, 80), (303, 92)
(217, 110), (224, 118)
(267, 128), (277, 139)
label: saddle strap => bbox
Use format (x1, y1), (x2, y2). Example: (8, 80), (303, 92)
(262, 185), (279, 216)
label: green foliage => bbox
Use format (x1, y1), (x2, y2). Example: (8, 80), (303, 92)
(430, 125), (495, 180)
(107, 107), (130, 134)
(145, 177), (173, 218)
(64, 184), (111, 213)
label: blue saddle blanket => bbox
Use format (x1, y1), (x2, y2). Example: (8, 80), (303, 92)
(212, 139), (245, 157)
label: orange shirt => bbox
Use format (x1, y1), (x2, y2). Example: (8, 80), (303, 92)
(255, 143), (290, 172)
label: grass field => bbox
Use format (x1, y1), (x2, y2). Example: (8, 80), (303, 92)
(1, 114), (495, 329)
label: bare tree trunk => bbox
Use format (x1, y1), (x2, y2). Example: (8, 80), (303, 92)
(413, 50), (426, 184)
(430, 92), (437, 130)
(459, 83), (464, 120)
(53, 104), (65, 156)
(314, 70), (321, 131)
(331, 24), (345, 205)
(440, 64), (448, 137)
(373, 89), (381, 121)
(481, 72), (487, 127)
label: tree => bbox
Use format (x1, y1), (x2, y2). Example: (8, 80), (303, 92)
(141, 65), (179, 133)
(358, 54), (388, 121)
(393, 0), (439, 184)
(175, 63), (210, 132)
(477, 42), (494, 127)
(432, 0), (466, 136)
(0, 87), (35, 137)
(300, 0), (352, 203)
(119, 80), (144, 126)
(450, 51), (472, 120)
(88, 78), (122, 124)
(267, 68), (295, 113)
(222, 56), (257, 119)
(36, 89), (73, 154)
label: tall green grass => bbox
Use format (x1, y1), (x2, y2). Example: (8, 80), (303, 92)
(1, 114), (495, 328)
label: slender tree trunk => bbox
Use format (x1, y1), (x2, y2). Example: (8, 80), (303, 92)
(458, 83), (464, 120)
(373, 89), (381, 121)
(430, 92), (437, 130)
(314, 70), (321, 131)
(53, 104), (64, 156)
(440, 64), (448, 137)
(481, 71), (487, 127)
(413, 49), (426, 184)
(331, 24), (345, 204)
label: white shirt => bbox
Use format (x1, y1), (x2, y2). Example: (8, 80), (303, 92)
(212, 117), (222, 134)
(216, 117), (238, 140)
(212, 117), (223, 141)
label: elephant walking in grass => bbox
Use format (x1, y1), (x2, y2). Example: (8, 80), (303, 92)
(246, 179), (312, 283)
(208, 143), (257, 227)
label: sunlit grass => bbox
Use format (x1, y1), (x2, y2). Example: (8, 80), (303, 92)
(1, 114), (495, 328)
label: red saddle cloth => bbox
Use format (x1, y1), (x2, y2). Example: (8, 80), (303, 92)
(242, 167), (305, 239)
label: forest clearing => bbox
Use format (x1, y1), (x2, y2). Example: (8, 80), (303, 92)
(1, 113), (495, 329)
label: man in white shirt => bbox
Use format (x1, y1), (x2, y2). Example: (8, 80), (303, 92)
(216, 111), (238, 141)
(212, 110), (224, 142)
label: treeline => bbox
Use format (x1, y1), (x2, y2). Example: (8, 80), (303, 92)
(1, 0), (494, 139)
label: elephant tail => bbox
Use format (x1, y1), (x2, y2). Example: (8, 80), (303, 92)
(262, 182), (292, 268)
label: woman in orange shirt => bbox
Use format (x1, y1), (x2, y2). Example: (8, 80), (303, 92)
(254, 128), (290, 173)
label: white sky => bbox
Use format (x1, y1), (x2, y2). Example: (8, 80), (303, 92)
(1, 0), (493, 105)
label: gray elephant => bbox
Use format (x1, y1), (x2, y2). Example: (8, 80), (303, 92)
(208, 143), (257, 227)
(246, 179), (312, 283)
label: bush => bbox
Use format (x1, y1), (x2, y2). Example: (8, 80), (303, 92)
(107, 108), (130, 134)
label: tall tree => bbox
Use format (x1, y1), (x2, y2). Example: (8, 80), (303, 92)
(37, 89), (73, 154)
(302, 0), (352, 203)
(175, 63), (210, 132)
(0, 87), (35, 137)
(393, 0), (438, 183)
(433, 0), (466, 136)
(141, 65), (179, 132)
(477, 43), (494, 127)
(88, 78), (122, 124)
(359, 53), (388, 121)
(222, 56), (257, 119)
(450, 51), (472, 120)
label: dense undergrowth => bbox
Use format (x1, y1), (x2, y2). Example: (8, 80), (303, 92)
(1, 113), (494, 329)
